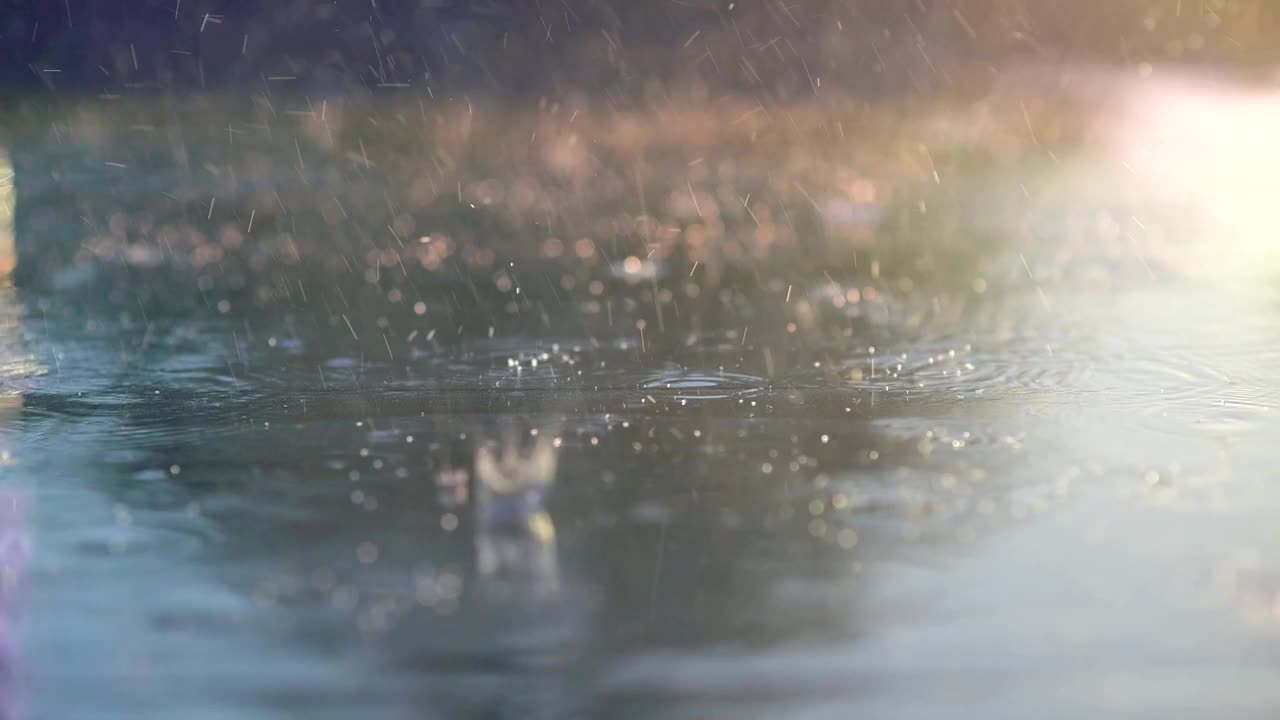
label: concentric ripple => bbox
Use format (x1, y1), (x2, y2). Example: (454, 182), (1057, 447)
(638, 371), (769, 401)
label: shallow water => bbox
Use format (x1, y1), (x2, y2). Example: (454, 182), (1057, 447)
(6, 76), (1280, 718)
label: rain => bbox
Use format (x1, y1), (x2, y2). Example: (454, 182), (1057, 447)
(3, 1), (1280, 718)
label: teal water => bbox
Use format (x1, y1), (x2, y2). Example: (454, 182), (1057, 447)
(5, 75), (1280, 719)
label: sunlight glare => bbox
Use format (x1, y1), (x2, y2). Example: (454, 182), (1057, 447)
(1104, 74), (1280, 278)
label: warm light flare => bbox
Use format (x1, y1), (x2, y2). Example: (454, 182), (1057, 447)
(1102, 74), (1280, 277)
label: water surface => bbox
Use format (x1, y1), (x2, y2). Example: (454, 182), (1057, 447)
(4, 74), (1280, 718)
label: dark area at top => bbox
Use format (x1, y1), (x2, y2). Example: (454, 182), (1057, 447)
(5, 1), (1278, 102)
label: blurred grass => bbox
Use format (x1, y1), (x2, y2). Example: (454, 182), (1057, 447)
(0, 81), (1113, 352)
(0, 85), (1085, 268)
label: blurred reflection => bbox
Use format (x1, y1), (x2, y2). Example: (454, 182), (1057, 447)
(472, 433), (560, 600)
(0, 148), (11, 277)
(0, 289), (32, 720)
(0, 488), (29, 720)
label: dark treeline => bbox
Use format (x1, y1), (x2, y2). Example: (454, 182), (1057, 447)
(4, 1), (1278, 102)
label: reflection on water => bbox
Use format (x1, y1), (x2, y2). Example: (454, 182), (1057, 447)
(0, 374), (27, 720)
(0, 148), (11, 276)
(472, 433), (561, 600)
(5, 69), (1280, 718)
(0, 487), (29, 720)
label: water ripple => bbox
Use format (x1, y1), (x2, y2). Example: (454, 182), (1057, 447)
(639, 371), (769, 401)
